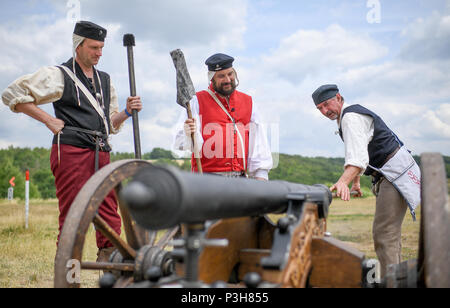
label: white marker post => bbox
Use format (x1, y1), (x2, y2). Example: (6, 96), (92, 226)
(25, 170), (30, 229)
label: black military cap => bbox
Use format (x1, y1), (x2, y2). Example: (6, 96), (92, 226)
(205, 53), (235, 71)
(74, 21), (107, 42)
(312, 84), (339, 106)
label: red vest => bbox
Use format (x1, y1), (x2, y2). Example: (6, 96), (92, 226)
(192, 87), (253, 173)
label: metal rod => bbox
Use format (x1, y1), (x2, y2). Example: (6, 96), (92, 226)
(185, 224), (204, 283)
(93, 214), (137, 260)
(156, 226), (180, 249)
(124, 35), (142, 159)
(81, 262), (135, 272)
(332, 191), (361, 198)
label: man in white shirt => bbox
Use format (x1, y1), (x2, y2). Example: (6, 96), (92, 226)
(312, 84), (419, 278)
(2, 21), (143, 262)
(174, 53), (273, 180)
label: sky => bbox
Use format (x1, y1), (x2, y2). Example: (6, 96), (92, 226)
(0, 0), (449, 159)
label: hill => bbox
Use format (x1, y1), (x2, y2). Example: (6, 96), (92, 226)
(1, 146), (448, 200)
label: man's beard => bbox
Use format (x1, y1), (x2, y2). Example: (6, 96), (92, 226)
(213, 79), (237, 96)
(328, 113), (338, 121)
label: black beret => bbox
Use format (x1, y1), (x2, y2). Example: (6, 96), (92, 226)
(205, 53), (234, 71)
(74, 21), (107, 42)
(312, 84), (339, 106)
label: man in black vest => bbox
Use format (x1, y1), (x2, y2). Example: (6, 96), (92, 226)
(2, 21), (143, 262)
(312, 84), (420, 278)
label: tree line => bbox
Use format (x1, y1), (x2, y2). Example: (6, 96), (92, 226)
(1, 146), (448, 200)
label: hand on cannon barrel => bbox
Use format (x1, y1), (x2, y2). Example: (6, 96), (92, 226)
(330, 166), (363, 201)
(350, 182), (363, 198)
(330, 182), (362, 201)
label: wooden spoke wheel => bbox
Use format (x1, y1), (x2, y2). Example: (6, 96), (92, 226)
(418, 153), (450, 288)
(54, 160), (179, 288)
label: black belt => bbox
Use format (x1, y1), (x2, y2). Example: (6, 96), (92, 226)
(212, 171), (249, 178)
(63, 126), (108, 172)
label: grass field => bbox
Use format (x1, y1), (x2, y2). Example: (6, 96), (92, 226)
(0, 197), (421, 288)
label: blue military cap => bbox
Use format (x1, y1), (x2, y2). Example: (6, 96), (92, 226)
(74, 21), (107, 42)
(205, 53), (235, 72)
(312, 84), (339, 106)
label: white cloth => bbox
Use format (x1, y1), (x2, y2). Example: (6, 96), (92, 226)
(338, 103), (375, 175)
(369, 146), (421, 219)
(173, 95), (273, 180)
(73, 34), (85, 53)
(2, 65), (122, 134)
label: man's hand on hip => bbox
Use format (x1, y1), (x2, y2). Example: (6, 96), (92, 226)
(46, 117), (65, 135)
(15, 102), (65, 135)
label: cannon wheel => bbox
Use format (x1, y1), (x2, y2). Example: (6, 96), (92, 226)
(54, 159), (179, 288)
(418, 153), (450, 288)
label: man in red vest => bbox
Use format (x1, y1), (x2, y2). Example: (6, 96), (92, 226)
(174, 53), (273, 180)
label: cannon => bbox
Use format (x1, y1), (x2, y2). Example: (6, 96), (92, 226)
(53, 153), (449, 288)
(120, 166), (334, 288)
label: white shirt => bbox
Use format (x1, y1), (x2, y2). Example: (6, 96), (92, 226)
(173, 95), (273, 180)
(338, 103), (375, 175)
(2, 66), (122, 134)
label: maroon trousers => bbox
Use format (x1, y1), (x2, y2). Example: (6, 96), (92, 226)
(50, 144), (122, 249)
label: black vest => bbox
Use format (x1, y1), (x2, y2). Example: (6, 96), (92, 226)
(52, 58), (112, 152)
(339, 104), (403, 176)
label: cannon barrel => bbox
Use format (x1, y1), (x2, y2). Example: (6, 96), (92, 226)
(120, 165), (332, 230)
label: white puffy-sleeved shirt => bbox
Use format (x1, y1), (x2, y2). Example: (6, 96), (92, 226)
(173, 95), (273, 180)
(2, 66), (123, 134)
(338, 103), (375, 175)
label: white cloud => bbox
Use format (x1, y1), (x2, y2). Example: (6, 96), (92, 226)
(52, 0), (249, 51)
(421, 104), (450, 138)
(260, 24), (388, 84)
(400, 12), (450, 61)
(241, 11), (450, 156)
(1, 1), (449, 158)
(0, 18), (72, 76)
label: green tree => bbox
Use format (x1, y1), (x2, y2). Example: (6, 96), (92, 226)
(0, 155), (40, 199)
(1, 146), (448, 199)
(111, 152), (135, 162)
(32, 169), (56, 199)
(145, 148), (175, 160)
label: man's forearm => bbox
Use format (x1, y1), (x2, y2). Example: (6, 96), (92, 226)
(338, 165), (362, 186)
(111, 110), (130, 131)
(15, 103), (65, 134)
(111, 96), (143, 131)
(15, 102), (53, 125)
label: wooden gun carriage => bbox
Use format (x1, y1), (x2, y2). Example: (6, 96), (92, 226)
(54, 153), (449, 288)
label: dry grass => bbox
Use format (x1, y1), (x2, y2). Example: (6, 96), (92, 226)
(0, 199), (99, 288)
(327, 197), (421, 261)
(0, 197), (422, 288)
